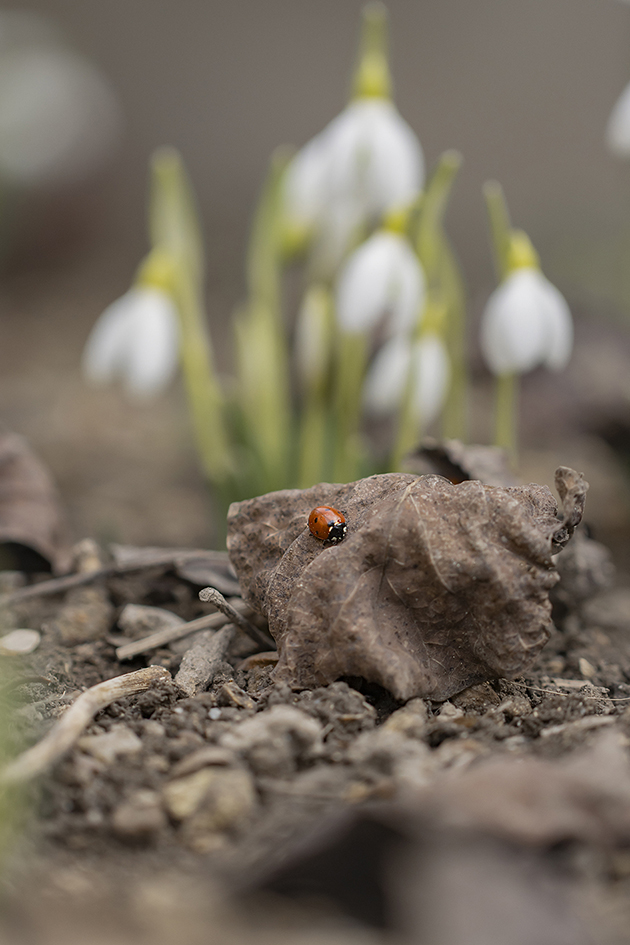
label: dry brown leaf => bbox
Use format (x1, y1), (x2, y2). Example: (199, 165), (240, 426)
(0, 430), (71, 574)
(228, 470), (587, 701)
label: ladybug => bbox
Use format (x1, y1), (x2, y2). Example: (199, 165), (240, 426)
(308, 506), (347, 544)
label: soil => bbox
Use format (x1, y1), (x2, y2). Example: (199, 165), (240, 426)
(1, 532), (630, 945)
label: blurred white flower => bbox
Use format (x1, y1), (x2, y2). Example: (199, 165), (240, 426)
(82, 287), (179, 399)
(335, 230), (425, 336)
(0, 12), (121, 188)
(480, 267), (573, 376)
(606, 80), (630, 158)
(284, 98), (423, 257)
(363, 332), (450, 425)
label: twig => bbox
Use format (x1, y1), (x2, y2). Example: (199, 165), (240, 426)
(174, 624), (236, 696)
(199, 587), (275, 649)
(0, 666), (171, 785)
(0, 549), (215, 608)
(115, 598), (254, 660)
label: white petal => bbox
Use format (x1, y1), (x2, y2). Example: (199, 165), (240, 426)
(284, 98), (423, 256)
(607, 81), (630, 158)
(335, 231), (425, 335)
(363, 334), (410, 414)
(123, 289), (179, 397)
(82, 290), (138, 386)
(363, 332), (450, 425)
(412, 334), (451, 425)
(480, 269), (550, 375)
(324, 99), (424, 215)
(82, 287), (179, 399)
(538, 278), (573, 370)
(283, 133), (328, 227)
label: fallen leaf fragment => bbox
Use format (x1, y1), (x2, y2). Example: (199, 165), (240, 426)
(0, 430), (72, 574)
(228, 470), (587, 701)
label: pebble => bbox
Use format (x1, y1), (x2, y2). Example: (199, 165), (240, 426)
(163, 767), (256, 832)
(220, 705), (324, 778)
(112, 790), (167, 840)
(118, 603), (184, 641)
(78, 724), (143, 765)
(50, 586), (114, 645)
(0, 628), (41, 654)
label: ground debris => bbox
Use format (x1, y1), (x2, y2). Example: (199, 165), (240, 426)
(228, 470), (585, 700)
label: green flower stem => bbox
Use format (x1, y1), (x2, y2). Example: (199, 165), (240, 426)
(331, 331), (369, 483)
(391, 369), (421, 471)
(494, 371), (518, 459)
(237, 150), (293, 494)
(483, 180), (511, 280)
(149, 148), (234, 490)
(296, 285), (334, 488)
(484, 182), (520, 462)
(297, 396), (328, 488)
(172, 266), (233, 487)
(415, 151), (467, 440)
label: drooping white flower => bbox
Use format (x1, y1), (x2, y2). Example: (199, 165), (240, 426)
(363, 332), (451, 426)
(480, 267), (573, 376)
(82, 286), (179, 399)
(607, 80), (630, 158)
(284, 98), (424, 256)
(335, 229), (425, 336)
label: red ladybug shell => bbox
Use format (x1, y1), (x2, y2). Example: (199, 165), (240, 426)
(308, 506), (347, 543)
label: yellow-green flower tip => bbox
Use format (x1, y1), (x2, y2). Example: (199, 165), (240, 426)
(383, 204), (410, 234)
(279, 220), (313, 261)
(506, 229), (540, 273)
(135, 248), (177, 293)
(418, 297), (447, 338)
(352, 2), (392, 100)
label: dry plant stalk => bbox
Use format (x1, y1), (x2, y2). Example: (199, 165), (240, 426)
(116, 598), (253, 660)
(0, 666), (171, 785)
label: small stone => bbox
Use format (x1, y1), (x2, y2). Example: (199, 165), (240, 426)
(170, 746), (236, 779)
(220, 705), (324, 778)
(381, 699), (428, 738)
(72, 538), (105, 574)
(50, 586), (114, 645)
(237, 651), (279, 671)
(0, 628), (40, 654)
(112, 790), (166, 839)
(438, 702), (465, 720)
(78, 724), (143, 764)
(216, 681), (255, 710)
(163, 767), (255, 832)
(579, 657), (597, 679)
(118, 603), (184, 640)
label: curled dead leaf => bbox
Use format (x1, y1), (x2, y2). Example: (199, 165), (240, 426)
(0, 430), (71, 573)
(228, 469), (587, 702)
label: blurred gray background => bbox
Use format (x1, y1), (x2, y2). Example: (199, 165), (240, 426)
(2, 0), (630, 548)
(23, 0), (630, 304)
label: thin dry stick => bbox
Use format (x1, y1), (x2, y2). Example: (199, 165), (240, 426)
(199, 587), (275, 649)
(115, 598), (253, 661)
(0, 549), (216, 608)
(0, 666), (171, 785)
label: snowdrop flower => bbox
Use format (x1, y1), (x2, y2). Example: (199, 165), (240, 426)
(606, 80), (630, 158)
(363, 331), (450, 426)
(283, 4), (423, 265)
(335, 228), (425, 336)
(82, 285), (179, 400)
(480, 229), (572, 377)
(480, 266), (573, 376)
